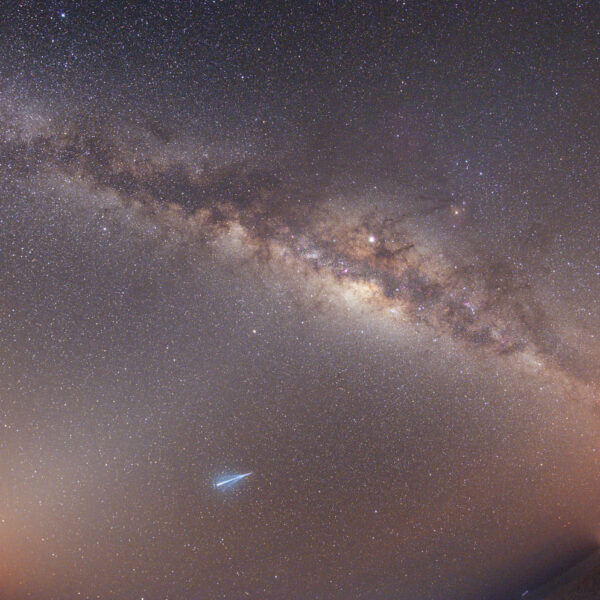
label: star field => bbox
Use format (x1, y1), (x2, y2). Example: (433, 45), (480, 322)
(0, 2), (600, 599)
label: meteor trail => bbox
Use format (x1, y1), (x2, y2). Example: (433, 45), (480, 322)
(214, 472), (253, 489)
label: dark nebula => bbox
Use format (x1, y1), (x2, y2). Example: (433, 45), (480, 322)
(1, 2), (599, 599)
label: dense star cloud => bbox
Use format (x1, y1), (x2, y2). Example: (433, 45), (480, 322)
(0, 2), (599, 600)
(2, 98), (596, 406)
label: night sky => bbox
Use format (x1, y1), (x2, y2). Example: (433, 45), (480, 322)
(1, 2), (600, 599)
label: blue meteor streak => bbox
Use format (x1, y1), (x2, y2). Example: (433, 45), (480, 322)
(214, 472), (253, 489)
